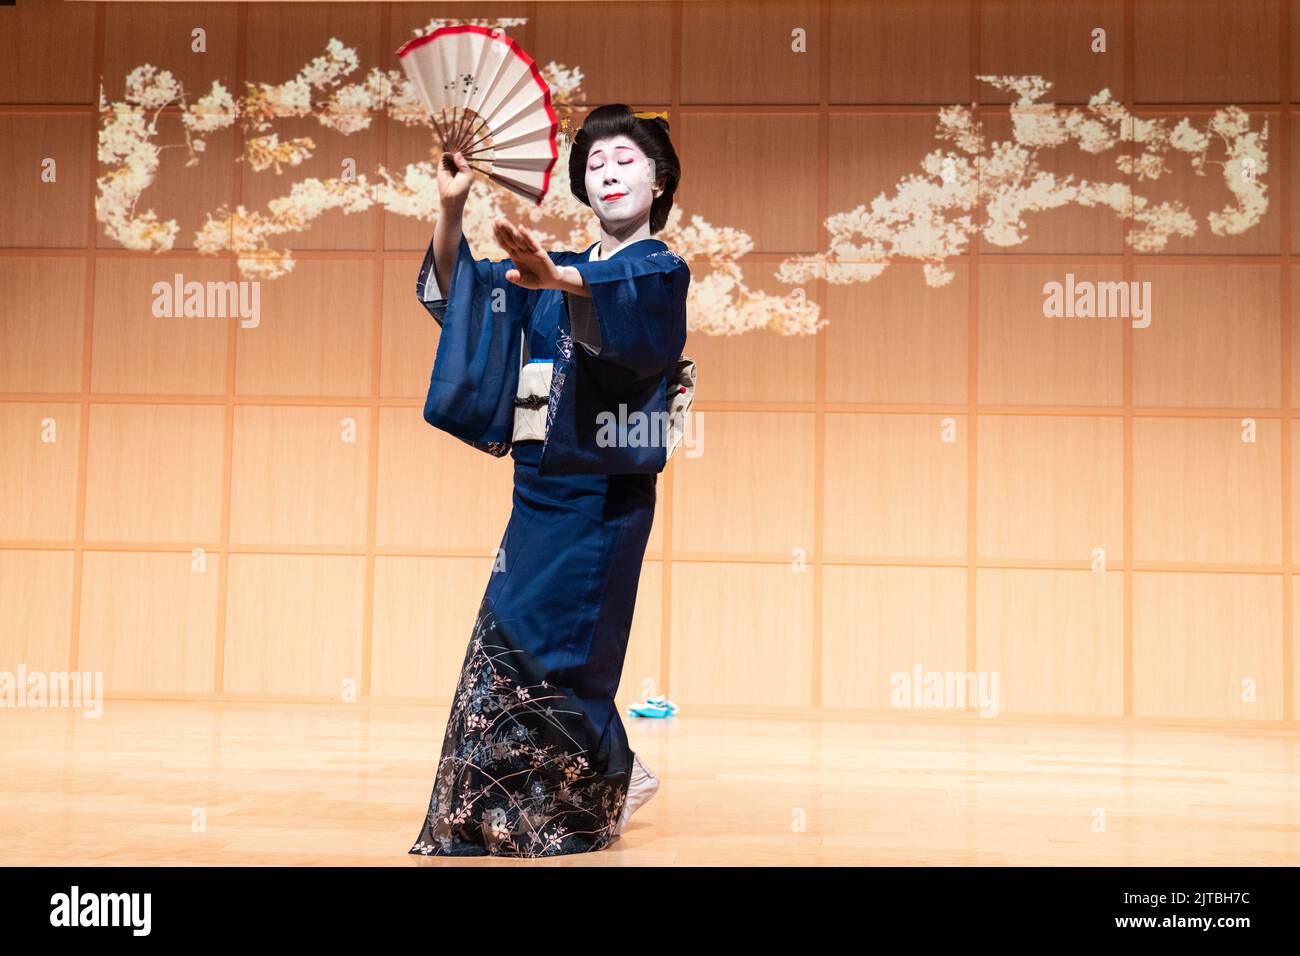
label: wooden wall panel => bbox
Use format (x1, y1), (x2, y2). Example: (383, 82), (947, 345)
(824, 264), (969, 406)
(979, 0), (1125, 105)
(1294, 577), (1300, 720)
(978, 263), (1124, 406)
(672, 411), (816, 556)
(1294, 0), (1300, 101)
(0, 258), (86, 394)
(244, 3), (383, 96)
(234, 259), (375, 397)
(531, 1), (674, 111)
(224, 553), (366, 696)
(619, 561), (664, 708)
(1133, 0), (1279, 104)
(380, 256), (437, 398)
(1292, 266), (1300, 405)
(682, 302), (818, 403)
(977, 415), (1124, 561)
(670, 561), (814, 707)
(648, 474), (665, 555)
(369, 554), (494, 700)
(682, 0), (820, 105)
(0, 549), (75, 673)
(679, 113), (821, 254)
(90, 258), (229, 395)
(383, 114), (442, 253)
(821, 565), (967, 710)
(375, 406), (516, 551)
(0, 0), (96, 104)
(1133, 417), (1281, 564)
(977, 568), (1124, 716)
(0, 116), (92, 248)
(0, 404), (81, 541)
(827, 0), (972, 105)
(823, 414), (967, 559)
(102, 2), (241, 106)
(228, 405), (371, 547)
(1293, 419), (1300, 563)
(77, 550), (220, 693)
(1131, 265), (1280, 408)
(1133, 572), (1283, 720)
(84, 403), (226, 544)
(1293, 119), (1300, 255)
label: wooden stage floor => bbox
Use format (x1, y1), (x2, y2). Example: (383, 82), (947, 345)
(3, 700), (1297, 865)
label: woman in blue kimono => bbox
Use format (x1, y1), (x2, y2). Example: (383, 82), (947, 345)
(409, 105), (694, 857)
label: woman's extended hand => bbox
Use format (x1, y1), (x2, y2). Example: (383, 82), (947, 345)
(493, 219), (564, 291)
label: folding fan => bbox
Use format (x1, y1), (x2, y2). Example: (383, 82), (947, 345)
(397, 25), (559, 205)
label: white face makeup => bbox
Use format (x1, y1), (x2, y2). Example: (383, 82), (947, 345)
(584, 134), (661, 233)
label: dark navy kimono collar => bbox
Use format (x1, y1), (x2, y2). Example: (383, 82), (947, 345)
(582, 237), (667, 261)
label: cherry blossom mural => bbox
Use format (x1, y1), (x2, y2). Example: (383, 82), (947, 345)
(777, 74), (1270, 290)
(96, 18), (1269, 338)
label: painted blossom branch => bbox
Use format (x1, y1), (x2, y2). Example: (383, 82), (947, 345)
(776, 74), (1270, 291)
(96, 16), (806, 336)
(99, 27), (1264, 337)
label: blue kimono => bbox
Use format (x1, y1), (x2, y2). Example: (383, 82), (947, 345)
(418, 232), (692, 474)
(409, 231), (692, 857)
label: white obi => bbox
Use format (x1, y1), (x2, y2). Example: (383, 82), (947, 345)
(665, 356), (697, 460)
(512, 353), (697, 460)
(512, 359), (553, 443)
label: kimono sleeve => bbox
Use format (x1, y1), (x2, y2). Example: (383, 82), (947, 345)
(562, 250), (690, 383)
(538, 250), (691, 476)
(415, 234), (449, 326)
(419, 233), (545, 452)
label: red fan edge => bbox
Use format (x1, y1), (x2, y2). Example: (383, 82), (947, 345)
(396, 24), (558, 206)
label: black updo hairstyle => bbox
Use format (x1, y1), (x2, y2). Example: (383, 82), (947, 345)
(568, 104), (680, 234)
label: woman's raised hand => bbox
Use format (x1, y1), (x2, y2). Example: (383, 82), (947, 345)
(437, 151), (473, 207)
(494, 219), (563, 291)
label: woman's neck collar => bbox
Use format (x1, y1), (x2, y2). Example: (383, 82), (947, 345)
(594, 224), (656, 261)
